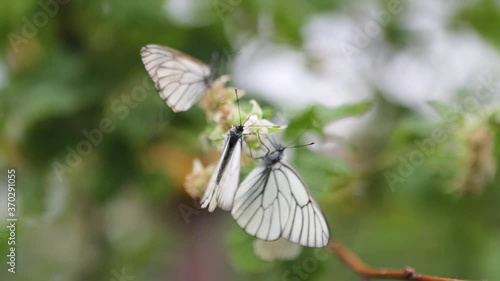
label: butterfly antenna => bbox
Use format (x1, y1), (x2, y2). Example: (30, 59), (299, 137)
(258, 133), (271, 153)
(288, 142), (315, 149)
(235, 89), (242, 126)
(285, 127), (310, 148)
(264, 134), (280, 151)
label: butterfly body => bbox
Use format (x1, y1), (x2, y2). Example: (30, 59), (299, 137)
(201, 124), (245, 212)
(203, 73), (215, 88)
(216, 125), (244, 184)
(263, 144), (285, 166)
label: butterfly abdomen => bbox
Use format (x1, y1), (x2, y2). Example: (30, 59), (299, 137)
(216, 132), (242, 184)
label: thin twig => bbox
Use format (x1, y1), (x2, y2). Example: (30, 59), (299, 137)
(326, 239), (486, 281)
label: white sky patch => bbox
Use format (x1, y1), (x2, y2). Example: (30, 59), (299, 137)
(164, 0), (214, 27)
(402, 0), (461, 31)
(373, 31), (500, 113)
(232, 40), (372, 111)
(369, 0), (500, 113)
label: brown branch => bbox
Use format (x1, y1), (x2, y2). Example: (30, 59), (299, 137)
(326, 239), (486, 281)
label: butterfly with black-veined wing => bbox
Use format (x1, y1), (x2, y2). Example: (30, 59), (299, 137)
(140, 44), (215, 112)
(231, 139), (330, 247)
(200, 90), (248, 212)
(200, 122), (244, 212)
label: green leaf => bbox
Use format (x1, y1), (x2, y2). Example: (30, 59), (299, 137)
(454, 0), (500, 49)
(315, 100), (373, 122)
(428, 100), (451, 118)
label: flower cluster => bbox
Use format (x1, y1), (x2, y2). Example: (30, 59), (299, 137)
(453, 118), (496, 195)
(184, 76), (285, 199)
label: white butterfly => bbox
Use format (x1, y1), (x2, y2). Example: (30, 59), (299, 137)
(140, 44), (214, 112)
(231, 142), (330, 247)
(200, 123), (245, 212)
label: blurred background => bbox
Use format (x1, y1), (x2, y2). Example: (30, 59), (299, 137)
(1, 0), (500, 280)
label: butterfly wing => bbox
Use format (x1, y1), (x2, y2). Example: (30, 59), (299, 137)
(279, 162), (330, 247)
(201, 135), (242, 212)
(231, 165), (288, 241)
(140, 44), (212, 112)
(231, 161), (330, 247)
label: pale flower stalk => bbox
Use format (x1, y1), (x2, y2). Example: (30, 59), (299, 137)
(184, 159), (215, 199)
(253, 238), (303, 261)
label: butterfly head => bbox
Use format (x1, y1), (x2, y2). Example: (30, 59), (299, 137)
(204, 71), (215, 87)
(263, 140), (314, 167)
(264, 144), (286, 166)
(230, 124), (245, 138)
